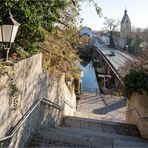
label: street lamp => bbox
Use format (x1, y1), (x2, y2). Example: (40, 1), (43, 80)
(0, 12), (20, 61)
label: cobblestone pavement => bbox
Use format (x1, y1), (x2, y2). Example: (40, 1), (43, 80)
(77, 93), (126, 123)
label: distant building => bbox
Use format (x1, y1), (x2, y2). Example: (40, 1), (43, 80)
(120, 9), (131, 48)
(91, 30), (100, 37)
(80, 26), (92, 38)
(80, 9), (132, 49)
(80, 26), (102, 38)
(98, 31), (110, 45)
(80, 27), (109, 45)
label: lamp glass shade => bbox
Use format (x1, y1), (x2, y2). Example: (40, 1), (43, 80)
(1, 13), (20, 43)
(2, 25), (12, 42)
(2, 24), (19, 43)
(0, 26), (2, 42)
(11, 25), (19, 43)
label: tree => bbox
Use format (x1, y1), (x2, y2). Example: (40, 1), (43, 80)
(142, 28), (148, 43)
(0, 0), (102, 80)
(103, 17), (119, 48)
(0, 0), (71, 52)
(128, 27), (143, 54)
(127, 27), (148, 54)
(123, 46), (148, 98)
(0, 0), (101, 51)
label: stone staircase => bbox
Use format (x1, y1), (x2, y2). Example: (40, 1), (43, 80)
(74, 111), (126, 123)
(28, 115), (148, 147)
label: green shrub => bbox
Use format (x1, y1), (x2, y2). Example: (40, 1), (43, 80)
(123, 69), (148, 98)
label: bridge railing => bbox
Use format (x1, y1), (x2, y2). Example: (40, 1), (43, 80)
(93, 44), (124, 86)
(82, 88), (100, 95)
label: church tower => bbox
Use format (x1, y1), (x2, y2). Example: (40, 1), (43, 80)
(120, 9), (131, 48)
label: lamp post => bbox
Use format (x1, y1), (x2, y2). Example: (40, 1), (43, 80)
(0, 12), (20, 61)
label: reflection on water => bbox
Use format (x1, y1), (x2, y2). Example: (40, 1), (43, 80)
(80, 61), (100, 93)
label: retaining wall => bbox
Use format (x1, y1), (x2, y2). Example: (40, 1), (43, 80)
(0, 53), (76, 147)
(126, 91), (148, 139)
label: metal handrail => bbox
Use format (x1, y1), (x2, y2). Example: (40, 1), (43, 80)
(82, 88), (99, 96)
(126, 107), (148, 120)
(42, 98), (63, 110)
(64, 100), (74, 109)
(115, 50), (134, 62)
(0, 97), (63, 142)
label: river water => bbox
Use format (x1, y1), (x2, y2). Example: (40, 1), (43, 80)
(80, 61), (100, 94)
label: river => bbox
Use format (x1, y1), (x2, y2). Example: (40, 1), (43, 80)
(80, 61), (100, 94)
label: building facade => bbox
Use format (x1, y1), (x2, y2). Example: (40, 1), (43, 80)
(120, 9), (131, 48)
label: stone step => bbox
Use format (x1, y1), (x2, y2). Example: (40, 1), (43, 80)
(74, 111), (106, 120)
(28, 138), (88, 148)
(74, 111), (126, 123)
(113, 139), (148, 148)
(35, 128), (113, 147)
(63, 116), (141, 137)
(43, 127), (147, 142)
(31, 127), (148, 148)
(29, 140), (59, 147)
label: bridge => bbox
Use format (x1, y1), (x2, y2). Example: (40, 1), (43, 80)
(89, 38), (136, 93)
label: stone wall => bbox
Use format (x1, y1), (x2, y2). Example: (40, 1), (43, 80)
(126, 91), (148, 139)
(0, 53), (76, 147)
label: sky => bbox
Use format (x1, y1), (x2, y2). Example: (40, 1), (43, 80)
(80, 0), (148, 30)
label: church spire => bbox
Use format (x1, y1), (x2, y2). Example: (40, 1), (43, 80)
(121, 9), (131, 24)
(124, 9), (127, 15)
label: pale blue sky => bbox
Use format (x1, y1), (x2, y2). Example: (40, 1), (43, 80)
(80, 0), (148, 30)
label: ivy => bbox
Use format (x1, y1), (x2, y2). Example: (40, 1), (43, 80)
(123, 69), (148, 98)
